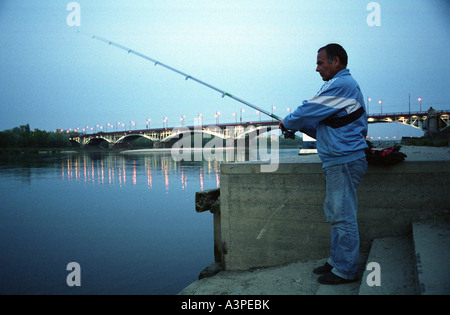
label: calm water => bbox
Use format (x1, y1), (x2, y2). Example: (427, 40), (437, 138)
(0, 148), (299, 295)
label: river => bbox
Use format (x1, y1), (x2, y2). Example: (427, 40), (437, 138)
(0, 148), (299, 294)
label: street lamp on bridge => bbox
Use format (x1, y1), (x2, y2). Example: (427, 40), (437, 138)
(418, 97), (422, 112)
(378, 100), (383, 114)
(215, 111), (221, 124)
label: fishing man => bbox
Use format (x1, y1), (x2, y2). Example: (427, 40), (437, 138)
(279, 44), (368, 285)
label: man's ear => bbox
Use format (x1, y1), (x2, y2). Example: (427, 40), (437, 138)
(333, 56), (341, 66)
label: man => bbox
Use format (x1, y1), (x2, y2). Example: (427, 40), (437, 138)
(280, 44), (368, 285)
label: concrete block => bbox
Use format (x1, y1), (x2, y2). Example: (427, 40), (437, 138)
(219, 158), (450, 271)
(413, 220), (450, 295)
(358, 236), (417, 295)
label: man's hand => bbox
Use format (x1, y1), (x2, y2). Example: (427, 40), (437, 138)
(279, 120), (287, 132)
(279, 121), (296, 139)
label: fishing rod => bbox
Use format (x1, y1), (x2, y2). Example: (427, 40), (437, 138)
(89, 34), (296, 139)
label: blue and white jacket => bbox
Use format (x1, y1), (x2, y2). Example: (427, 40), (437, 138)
(283, 69), (368, 167)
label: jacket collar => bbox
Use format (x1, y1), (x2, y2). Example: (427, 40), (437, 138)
(333, 68), (350, 79)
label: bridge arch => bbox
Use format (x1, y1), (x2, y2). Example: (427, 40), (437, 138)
(159, 125), (277, 142)
(85, 137), (112, 146)
(160, 126), (227, 142)
(70, 139), (81, 146)
(116, 133), (158, 144)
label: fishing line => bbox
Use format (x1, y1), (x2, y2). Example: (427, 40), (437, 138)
(256, 203), (285, 240)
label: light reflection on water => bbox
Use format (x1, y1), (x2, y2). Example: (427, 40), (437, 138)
(59, 152), (221, 192)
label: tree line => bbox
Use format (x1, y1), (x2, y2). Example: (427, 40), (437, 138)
(0, 124), (73, 149)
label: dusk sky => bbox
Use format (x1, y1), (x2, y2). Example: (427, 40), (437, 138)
(0, 0), (448, 138)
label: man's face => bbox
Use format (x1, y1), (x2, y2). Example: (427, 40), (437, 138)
(316, 49), (339, 81)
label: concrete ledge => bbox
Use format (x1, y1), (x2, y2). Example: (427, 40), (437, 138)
(219, 147), (450, 271)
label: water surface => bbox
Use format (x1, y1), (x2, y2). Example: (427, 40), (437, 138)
(0, 148), (299, 294)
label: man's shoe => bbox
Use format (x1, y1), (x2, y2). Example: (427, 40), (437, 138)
(313, 262), (333, 275)
(317, 272), (358, 285)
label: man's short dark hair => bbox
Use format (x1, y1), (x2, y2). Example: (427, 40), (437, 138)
(318, 44), (348, 67)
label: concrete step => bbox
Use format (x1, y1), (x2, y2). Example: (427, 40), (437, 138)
(318, 220), (450, 295)
(316, 235), (418, 295)
(413, 220), (450, 295)
(358, 236), (418, 295)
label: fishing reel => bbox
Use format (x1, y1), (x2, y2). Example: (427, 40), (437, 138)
(282, 130), (296, 139)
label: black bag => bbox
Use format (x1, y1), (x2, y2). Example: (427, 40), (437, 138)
(365, 146), (407, 166)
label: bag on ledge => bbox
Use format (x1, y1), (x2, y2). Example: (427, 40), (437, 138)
(365, 145), (407, 166)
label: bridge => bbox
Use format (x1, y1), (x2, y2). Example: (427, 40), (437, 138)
(367, 108), (449, 130)
(69, 108), (449, 147)
(69, 120), (280, 148)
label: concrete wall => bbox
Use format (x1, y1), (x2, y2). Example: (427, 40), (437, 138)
(219, 157), (450, 271)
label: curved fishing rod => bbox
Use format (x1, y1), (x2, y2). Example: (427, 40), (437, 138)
(90, 34), (296, 139)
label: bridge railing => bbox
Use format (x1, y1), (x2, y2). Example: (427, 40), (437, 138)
(368, 110), (448, 117)
(70, 120), (280, 138)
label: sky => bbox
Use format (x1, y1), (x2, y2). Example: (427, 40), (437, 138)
(0, 0), (448, 139)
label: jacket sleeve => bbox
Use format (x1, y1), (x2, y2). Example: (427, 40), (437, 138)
(299, 123), (318, 140)
(283, 77), (361, 134)
(283, 95), (343, 133)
